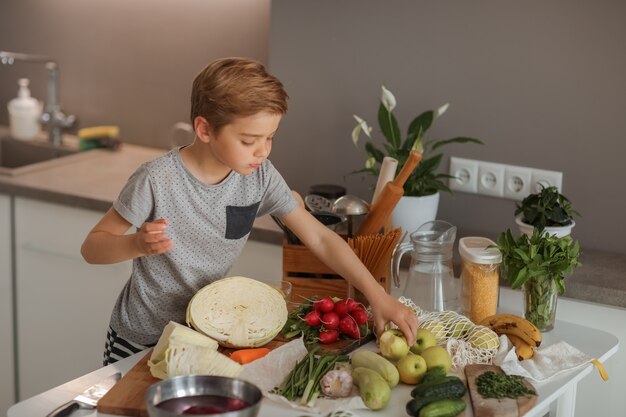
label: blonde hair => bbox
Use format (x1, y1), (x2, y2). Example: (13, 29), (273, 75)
(190, 57), (288, 132)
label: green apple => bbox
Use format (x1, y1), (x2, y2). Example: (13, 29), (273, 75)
(420, 319), (445, 339)
(466, 325), (500, 350)
(396, 353), (428, 385)
(410, 328), (438, 354)
(379, 329), (410, 361)
(420, 345), (452, 373)
(447, 320), (473, 339)
(438, 311), (458, 321)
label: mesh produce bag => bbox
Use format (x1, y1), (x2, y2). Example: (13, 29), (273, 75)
(399, 296), (500, 369)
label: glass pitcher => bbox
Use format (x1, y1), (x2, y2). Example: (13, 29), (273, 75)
(391, 220), (460, 312)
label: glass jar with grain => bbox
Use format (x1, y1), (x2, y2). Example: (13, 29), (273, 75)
(459, 237), (502, 324)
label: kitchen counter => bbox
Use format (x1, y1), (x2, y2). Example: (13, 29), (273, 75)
(1, 131), (625, 309)
(7, 311), (619, 417)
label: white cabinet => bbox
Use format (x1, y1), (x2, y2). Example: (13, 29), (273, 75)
(0, 194), (15, 416)
(14, 197), (131, 399)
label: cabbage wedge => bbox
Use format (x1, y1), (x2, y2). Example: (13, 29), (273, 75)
(187, 276), (288, 348)
(148, 321), (219, 379)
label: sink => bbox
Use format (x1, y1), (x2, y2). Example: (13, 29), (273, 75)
(0, 136), (83, 176)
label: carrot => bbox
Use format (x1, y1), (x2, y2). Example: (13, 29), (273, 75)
(229, 348), (271, 364)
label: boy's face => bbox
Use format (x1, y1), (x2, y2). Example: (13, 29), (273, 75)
(207, 111), (282, 176)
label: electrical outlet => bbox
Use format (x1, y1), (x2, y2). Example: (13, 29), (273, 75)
(449, 157), (478, 193)
(477, 162), (505, 197)
(531, 169), (563, 193)
(448, 157), (564, 199)
(504, 166), (532, 200)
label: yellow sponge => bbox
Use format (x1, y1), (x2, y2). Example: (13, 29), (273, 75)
(78, 126), (119, 140)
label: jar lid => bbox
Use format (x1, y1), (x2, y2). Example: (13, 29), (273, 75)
(308, 184), (346, 200)
(459, 237), (502, 264)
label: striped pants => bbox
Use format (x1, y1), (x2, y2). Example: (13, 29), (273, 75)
(103, 326), (154, 366)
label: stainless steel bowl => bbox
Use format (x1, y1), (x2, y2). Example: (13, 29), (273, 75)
(145, 375), (262, 417)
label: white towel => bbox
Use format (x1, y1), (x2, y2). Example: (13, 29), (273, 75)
(493, 335), (596, 383)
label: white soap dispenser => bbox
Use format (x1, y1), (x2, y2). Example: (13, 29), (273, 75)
(7, 78), (42, 141)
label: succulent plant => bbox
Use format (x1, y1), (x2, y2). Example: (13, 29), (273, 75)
(515, 185), (580, 229)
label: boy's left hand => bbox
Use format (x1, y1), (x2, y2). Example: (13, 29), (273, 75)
(370, 293), (418, 346)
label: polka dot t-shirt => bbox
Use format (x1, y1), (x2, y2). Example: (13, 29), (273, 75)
(109, 147), (297, 345)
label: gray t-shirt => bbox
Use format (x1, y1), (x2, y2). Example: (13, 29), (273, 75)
(109, 147), (297, 344)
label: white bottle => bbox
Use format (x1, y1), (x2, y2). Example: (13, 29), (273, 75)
(7, 78), (42, 141)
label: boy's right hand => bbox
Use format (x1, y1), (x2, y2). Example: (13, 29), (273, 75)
(135, 218), (173, 255)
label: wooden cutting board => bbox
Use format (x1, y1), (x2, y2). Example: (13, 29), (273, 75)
(465, 364), (537, 417)
(97, 333), (373, 417)
(97, 351), (156, 417)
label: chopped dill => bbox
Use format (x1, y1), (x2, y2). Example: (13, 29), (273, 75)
(476, 371), (536, 399)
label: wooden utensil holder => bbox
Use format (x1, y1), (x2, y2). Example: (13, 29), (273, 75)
(281, 237), (390, 304)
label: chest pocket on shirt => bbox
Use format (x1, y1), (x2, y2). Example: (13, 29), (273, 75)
(225, 202), (261, 240)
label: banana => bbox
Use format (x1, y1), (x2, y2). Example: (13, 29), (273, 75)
(507, 334), (534, 361)
(478, 313), (542, 348)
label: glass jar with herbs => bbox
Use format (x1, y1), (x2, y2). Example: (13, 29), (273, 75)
(495, 229), (581, 331)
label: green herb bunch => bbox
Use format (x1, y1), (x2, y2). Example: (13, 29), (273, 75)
(515, 185), (580, 229)
(351, 86), (483, 197)
(495, 228), (581, 295)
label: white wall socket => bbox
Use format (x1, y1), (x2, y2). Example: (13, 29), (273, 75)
(531, 168), (563, 193)
(477, 162), (505, 197)
(448, 157), (563, 200)
(449, 157), (478, 193)
(504, 166), (532, 200)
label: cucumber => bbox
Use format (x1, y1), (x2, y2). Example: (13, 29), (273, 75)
(406, 394), (458, 417)
(421, 366), (447, 384)
(418, 398), (466, 417)
(410, 377), (466, 399)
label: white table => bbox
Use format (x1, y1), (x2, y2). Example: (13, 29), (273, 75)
(8, 319), (618, 417)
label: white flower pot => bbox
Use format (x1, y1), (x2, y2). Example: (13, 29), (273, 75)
(391, 192), (440, 237)
(515, 215), (575, 238)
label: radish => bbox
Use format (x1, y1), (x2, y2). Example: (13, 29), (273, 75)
(345, 298), (360, 311)
(339, 315), (361, 339)
(314, 296), (335, 313)
(303, 310), (322, 327)
(349, 308), (368, 325)
(318, 329), (340, 344)
(332, 299), (350, 317)
(321, 312), (340, 330)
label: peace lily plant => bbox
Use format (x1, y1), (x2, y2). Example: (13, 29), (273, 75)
(351, 86), (483, 197)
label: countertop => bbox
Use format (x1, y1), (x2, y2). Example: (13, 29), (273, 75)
(8, 308), (619, 417)
(1, 131), (625, 310)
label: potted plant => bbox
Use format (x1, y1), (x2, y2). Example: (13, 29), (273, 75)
(495, 228), (582, 331)
(515, 185), (580, 238)
(351, 86), (482, 234)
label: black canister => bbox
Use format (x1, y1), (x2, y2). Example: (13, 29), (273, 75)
(308, 184), (346, 200)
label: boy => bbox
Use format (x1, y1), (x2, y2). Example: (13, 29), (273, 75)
(81, 57), (418, 365)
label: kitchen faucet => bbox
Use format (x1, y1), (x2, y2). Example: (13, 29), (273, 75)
(0, 50), (76, 146)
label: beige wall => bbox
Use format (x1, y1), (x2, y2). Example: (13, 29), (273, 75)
(1, 0), (624, 254)
(268, 0), (626, 254)
(0, 0), (271, 148)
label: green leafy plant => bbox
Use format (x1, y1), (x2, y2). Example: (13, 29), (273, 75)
(351, 86), (483, 197)
(496, 228), (581, 293)
(495, 228), (582, 328)
(515, 185), (580, 229)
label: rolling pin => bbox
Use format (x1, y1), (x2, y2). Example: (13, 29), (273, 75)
(356, 150), (422, 236)
(371, 156), (398, 205)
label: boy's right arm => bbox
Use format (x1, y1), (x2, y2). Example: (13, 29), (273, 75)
(80, 207), (173, 264)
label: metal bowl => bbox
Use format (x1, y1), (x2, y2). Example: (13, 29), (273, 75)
(145, 375), (262, 417)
